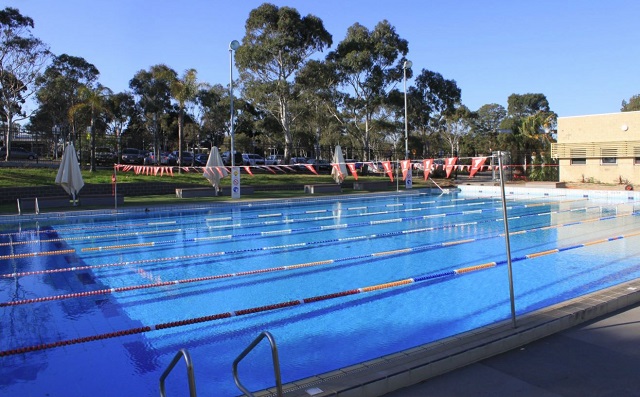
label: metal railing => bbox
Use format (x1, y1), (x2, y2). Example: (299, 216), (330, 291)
(159, 348), (197, 397)
(233, 331), (283, 397)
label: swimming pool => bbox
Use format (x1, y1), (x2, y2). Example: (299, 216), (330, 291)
(1, 188), (640, 396)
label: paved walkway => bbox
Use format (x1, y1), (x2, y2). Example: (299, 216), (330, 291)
(385, 302), (640, 397)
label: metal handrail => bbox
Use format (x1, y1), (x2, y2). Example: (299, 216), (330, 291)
(233, 331), (283, 397)
(159, 348), (197, 397)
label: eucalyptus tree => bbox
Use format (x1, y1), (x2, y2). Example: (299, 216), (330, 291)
(196, 84), (229, 148)
(234, 3), (332, 161)
(441, 105), (473, 158)
(68, 84), (113, 171)
(105, 91), (135, 159)
(0, 7), (50, 160)
(501, 93), (553, 163)
(33, 54), (100, 146)
(622, 94), (640, 112)
(129, 64), (175, 161)
(294, 59), (343, 158)
(169, 68), (200, 168)
(470, 103), (506, 153)
(401, 69), (461, 157)
(326, 20), (409, 161)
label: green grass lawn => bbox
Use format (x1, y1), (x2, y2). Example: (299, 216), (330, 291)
(0, 166), (451, 215)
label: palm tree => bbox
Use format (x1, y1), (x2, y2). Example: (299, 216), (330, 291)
(69, 84), (113, 171)
(170, 69), (200, 171)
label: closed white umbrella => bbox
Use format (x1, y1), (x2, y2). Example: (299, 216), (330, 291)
(331, 145), (348, 184)
(55, 143), (84, 205)
(203, 146), (229, 195)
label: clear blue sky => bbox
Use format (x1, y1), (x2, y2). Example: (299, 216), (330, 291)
(7, 0), (640, 118)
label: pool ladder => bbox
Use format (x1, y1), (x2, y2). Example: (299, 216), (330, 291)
(159, 331), (283, 397)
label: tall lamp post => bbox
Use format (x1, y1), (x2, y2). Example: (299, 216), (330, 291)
(403, 60), (412, 160)
(52, 125), (60, 160)
(229, 39), (240, 167)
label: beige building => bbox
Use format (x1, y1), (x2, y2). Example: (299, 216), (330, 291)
(552, 111), (640, 185)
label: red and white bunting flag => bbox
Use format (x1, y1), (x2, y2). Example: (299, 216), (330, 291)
(243, 166), (254, 176)
(469, 157), (488, 178)
(330, 163), (343, 180)
(382, 161), (394, 182)
(423, 159), (434, 180)
(445, 157), (458, 178)
(304, 164), (319, 175)
(217, 166), (229, 177)
(264, 165), (276, 174)
(153, 166), (159, 176)
(401, 160), (411, 181)
(346, 162), (358, 180)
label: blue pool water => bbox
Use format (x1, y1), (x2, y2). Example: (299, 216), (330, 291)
(1, 190), (640, 396)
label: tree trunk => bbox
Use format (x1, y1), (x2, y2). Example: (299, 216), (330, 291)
(3, 113), (12, 161)
(178, 108), (183, 173)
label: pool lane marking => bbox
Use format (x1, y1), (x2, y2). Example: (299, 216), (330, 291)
(0, 197), (584, 249)
(1, 204), (630, 270)
(4, 221), (640, 308)
(0, 194), (537, 240)
(0, 198), (498, 247)
(74, 200), (597, 253)
(4, 226), (639, 357)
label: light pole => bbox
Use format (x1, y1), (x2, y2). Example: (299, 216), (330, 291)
(52, 125), (60, 160)
(403, 60), (412, 160)
(229, 39), (240, 167)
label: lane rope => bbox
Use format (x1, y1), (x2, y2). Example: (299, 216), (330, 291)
(1, 203), (616, 278)
(4, 225), (640, 357)
(2, 210), (638, 307)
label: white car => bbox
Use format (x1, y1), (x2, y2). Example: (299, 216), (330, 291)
(265, 154), (284, 165)
(242, 153), (265, 166)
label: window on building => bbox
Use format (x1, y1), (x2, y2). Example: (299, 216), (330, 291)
(570, 148), (586, 165)
(600, 147), (617, 165)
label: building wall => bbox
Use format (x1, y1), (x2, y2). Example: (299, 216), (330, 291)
(553, 111), (640, 185)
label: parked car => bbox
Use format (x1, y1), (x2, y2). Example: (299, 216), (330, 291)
(121, 148), (145, 164)
(221, 151), (243, 166)
(95, 147), (116, 165)
(168, 151), (194, 166)
(142, 150), (155, 165)
(158, 152), (170, 165)
(242, 153), (265, 166)
(0, 146), (38, 160)
(194, 153), (208, 166)
(289, 156), (308, 171)
(265, 154), (284, 165)
(306, 158), (332, 173)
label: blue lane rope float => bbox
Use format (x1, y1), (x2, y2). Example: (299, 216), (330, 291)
(76, 199), (594, 253)
(0, 197), (502, 247)
(0, 204), (630, 276)
(3, 211), (639, 308)
(0, 194), (555, 245)
(3, 226), (640, 357)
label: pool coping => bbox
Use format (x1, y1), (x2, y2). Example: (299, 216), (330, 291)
(254, 279), (640, 397)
